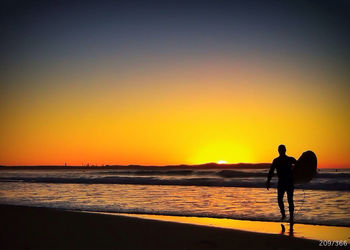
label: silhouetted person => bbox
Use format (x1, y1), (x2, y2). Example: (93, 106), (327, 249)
(266, 145), (296, 225)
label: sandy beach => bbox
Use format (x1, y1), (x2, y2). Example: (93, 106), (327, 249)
(0, 205), (322, 250)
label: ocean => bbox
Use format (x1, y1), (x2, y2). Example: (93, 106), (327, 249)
(0, 168), (349, 227)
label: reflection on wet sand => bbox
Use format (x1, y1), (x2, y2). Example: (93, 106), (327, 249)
(115, 213), (350, 241)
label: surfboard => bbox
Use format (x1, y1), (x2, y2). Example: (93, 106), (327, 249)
(293, 151), (317, 184)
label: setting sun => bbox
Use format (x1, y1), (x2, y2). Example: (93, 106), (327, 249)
(217, 160), (227, 164)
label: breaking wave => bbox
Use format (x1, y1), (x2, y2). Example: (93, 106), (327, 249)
(0, 175), (348, 190)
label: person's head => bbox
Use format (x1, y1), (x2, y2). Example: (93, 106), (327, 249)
(278, 144), (286, 156)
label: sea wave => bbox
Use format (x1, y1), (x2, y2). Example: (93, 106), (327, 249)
(0, 176), (348, 190)
(93, 169), (350, 178)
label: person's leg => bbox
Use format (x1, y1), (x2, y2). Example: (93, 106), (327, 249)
(287, 186), (294, 224)
(277, 187), (286, 220)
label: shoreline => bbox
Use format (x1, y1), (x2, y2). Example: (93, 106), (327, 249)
(81, 209), (350, 228)
(0, 204), (323, 249)
(112, 213), (350, 241)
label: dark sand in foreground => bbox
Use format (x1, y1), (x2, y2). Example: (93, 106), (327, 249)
(0, 205), (320, 249)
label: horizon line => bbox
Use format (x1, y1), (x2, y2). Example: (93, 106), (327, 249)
(0, 163), (349, 169)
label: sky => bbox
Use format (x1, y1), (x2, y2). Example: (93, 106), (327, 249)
(1, 0), (349, 167)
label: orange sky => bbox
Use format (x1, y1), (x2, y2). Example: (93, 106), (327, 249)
(1, 1), (349, 168)
(1, 54), (349, 168)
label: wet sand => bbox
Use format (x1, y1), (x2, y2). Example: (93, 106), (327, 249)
(117, 213), (350, 241)
(0, 204), (321, 249)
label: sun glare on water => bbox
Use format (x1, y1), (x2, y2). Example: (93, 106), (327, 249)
(217, 160), (227, 164)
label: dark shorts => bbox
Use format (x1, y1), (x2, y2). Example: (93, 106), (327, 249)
(278, 179), (294, 190)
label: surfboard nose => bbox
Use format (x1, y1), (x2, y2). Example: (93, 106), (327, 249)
(293, 151), (317, 184)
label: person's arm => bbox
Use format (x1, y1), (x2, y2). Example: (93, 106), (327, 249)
(266, 160), (276, 190)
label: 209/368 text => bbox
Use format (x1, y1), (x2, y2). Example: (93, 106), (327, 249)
(319, 240), (347, 247)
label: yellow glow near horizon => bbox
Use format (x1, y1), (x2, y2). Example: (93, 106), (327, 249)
(1, 55), (349, 168)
